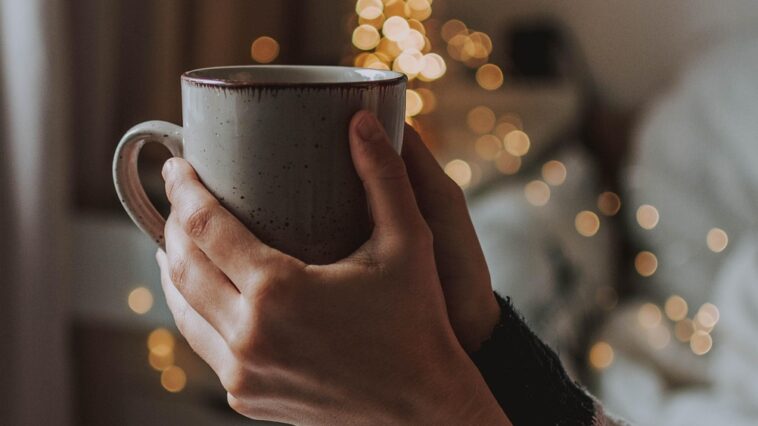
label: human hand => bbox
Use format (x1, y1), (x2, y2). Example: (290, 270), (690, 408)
(401, 127), (501, 352)
(156, 111), (510, 425)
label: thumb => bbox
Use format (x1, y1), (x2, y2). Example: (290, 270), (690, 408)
(349, 111), (426, 240)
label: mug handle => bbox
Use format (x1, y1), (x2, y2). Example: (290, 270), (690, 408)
(113, 120), (183, 249)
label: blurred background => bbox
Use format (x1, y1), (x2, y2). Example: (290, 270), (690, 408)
(2, 0), (758, 425)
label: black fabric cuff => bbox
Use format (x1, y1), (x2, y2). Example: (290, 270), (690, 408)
(470, 293), (596, 426)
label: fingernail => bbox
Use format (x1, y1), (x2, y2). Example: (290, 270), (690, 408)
(162, 158), (175, 179)
(356, 113), (385, 144)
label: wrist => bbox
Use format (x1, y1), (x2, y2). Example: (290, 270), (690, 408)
(407, 345), (511, 425)
(457, 292), (501, 353)
(449, 368), (511, 425)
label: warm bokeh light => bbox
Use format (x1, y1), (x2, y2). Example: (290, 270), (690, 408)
(250, 36), (279, 63)
(147, 328), (175, 357)
(648, 324), (671, 349)
(446, 33), (470, 61)
(397, 29), (425, 51)
(407, 18), (426, 35)
(595, 286), (618, 310)
(405, 89), (423, 117)
(664, 295), (688, 321)
(638, 303), (662, 329)
(635, 251), (658, 277)
(476, 63), (504, 90)
(474, 135), (502, 160)
(383, 0), (405, 18)
(494, 122), (518, 139)
(690, 330), (713, 355)
(393, 49), (424, 77)
(467, 32), (493, 59)
(636, 204), (660, 230)
(407, 0), (432, 21)
(589, 341), (614, 370)
(495, 152), (521, 175)
(419, 53), (446, 81)
(357, 53), (381, 69)
(695, 303), (720, 329)
(499, 113), (523, 129)
(541, 160), (567, 186)
(161, 365), (187, 393)
(356, 0), (384, 19)
(445, 159), (472, 188)
(373, 50), (392, 64)
(354, 52), (370, 67)
(597, 192), (621, 216)
(416, 88), (437, 114)
(366, 60), (390, 70)
(466, 106), (496, 135)
(524, 180), (551, 207)
(353, 24), (381, 50)
(503, 130), (530, 157)
(706, 228), (728, 253)
(441, 19), (467, 42)
(421, 35), (432, 53)
(128, 287), (153, 315)
(377, 37), (402, 59)
(149, 350), (175, 372)
(382, 16), (410, 41)
(359, 13), (386, 29)
(674, 319), (695, 342)
(574, 211), (600, 237)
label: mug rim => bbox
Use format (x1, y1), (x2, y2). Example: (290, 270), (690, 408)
(182, 65), (406, 88)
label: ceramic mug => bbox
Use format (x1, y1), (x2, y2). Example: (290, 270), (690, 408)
(113, 65), (406, 264)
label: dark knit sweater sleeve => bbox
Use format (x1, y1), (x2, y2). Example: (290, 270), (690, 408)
(469, 293), (598, 426)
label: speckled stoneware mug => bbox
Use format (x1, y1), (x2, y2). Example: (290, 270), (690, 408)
(113, 65), (406, 264)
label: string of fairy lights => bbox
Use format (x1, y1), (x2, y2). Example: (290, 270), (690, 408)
(123, 0), (729, 395)
(349, 0), (729, 370)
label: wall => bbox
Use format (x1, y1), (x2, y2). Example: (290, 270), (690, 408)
(444, 0), (758, 107)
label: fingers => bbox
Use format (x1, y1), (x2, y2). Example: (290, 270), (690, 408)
(156, 249), (236, 378)
(349, 111), (428, 243)
(163, 157), (292, 281)
(401, 125), (490, 283)
(401, 126), (450, 195)
(401, 124), (474, 231)
(164, 214), (240, 336)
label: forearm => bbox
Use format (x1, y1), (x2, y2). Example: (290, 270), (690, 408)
(470, 293), (611, 425)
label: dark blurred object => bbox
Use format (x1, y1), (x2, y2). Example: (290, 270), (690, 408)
(503, 20), (566, 82)
(68, 0), (345, 214)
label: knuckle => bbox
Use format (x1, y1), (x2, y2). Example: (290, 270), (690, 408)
(375, 157), (408, 182)
(228, 310), (280, 367)
(168, 257), (188, 288)
(228, 316), (265, 361)
(228, 325), (254, 358)
(248, 263), (300, 305)
(181, 202), (216, 239)
(222, 365), (250, 397)
(392, 222), (433, 256)
(249, 271), (282, 306)
(227, 392), (246, 414)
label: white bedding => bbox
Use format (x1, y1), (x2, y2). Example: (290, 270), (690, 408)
(601, 33), (758, 425)
(471, 32), (758, 424)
